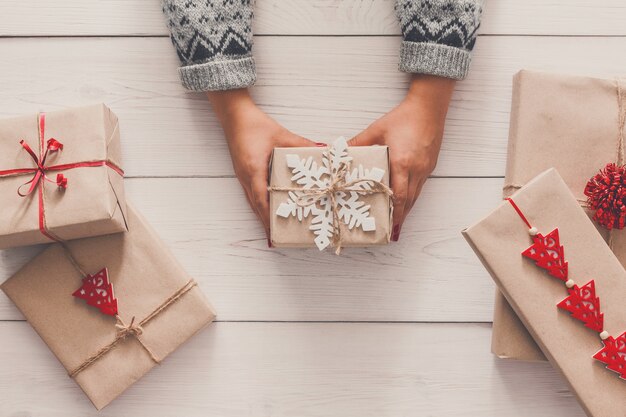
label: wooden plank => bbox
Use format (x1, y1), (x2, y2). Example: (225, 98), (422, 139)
(2, 36), (626, 178)
(0, 321), (585, 416)
(0, 177), (502, 322)
(1, 0), (625, 36)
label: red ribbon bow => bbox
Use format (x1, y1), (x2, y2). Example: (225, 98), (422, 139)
(17, 137), (68, 196)
(0, 113), (124, 242)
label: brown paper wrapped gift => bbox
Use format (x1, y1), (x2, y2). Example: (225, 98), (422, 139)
(464, 169), (626, 417)
(495, 70), (626, 360)
(269, 138), (392, 251)
(1, 203), (216, 410)
(0, 104), (127, 249)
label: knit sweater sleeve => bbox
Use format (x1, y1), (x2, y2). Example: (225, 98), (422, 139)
(161, 0), (256, 91)
(395, 0), (483, 80)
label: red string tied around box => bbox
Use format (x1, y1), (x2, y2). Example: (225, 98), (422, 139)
(0, 113), (125, 242)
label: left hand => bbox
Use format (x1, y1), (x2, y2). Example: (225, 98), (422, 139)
(349, 74), (456, 241)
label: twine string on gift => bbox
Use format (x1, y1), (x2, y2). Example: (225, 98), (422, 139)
(268, 149), (393, 254)
(502, 78), (626, 250)
(60, 242), (198, 378)
(609, 76), (623, 256)
(503, 183), (590, 208)
(615, 79), (626, 166)
(67, 279), (198, 378)
(60, 242), (90, 278)
(115, 316), (146, 340)
(0, 113), (125, 242)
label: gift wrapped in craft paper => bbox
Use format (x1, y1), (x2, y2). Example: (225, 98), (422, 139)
(464, 169), (626, 417)
(494, 70), (626, 361)
(0, 104), (127, 249)
(1, 203), (216, 410)
(269, 137), (393, 253)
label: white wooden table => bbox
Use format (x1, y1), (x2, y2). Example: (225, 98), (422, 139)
(1, 1), (624, 415)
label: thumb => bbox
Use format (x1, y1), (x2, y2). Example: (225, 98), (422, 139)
(348, 126), (379, 147)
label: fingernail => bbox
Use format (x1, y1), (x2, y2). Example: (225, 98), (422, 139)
(315, 142), (326, 147)
(267, 238), (273, 248)
(391, 225), (400, 242)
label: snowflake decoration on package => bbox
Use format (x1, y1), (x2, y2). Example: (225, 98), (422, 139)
(275, 137), (388, 251)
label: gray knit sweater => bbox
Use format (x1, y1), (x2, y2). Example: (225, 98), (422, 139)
(161, 0), (483, 92)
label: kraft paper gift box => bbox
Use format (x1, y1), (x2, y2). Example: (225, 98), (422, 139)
(464, 169), (626, 417)
(0, 104), (127, 249)
(1, 203), (216, 410)
(495, 70), (626, 361)
(269, 137), (392, 251)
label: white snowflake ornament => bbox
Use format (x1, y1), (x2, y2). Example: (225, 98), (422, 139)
(275, 137), (390, 251)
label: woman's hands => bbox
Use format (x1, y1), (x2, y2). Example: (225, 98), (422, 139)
(208, 74), (455, 245)
(349, 74), (456, 241)
(207, 89), (315, 242)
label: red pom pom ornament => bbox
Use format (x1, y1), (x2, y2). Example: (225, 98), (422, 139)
(584, 163), (626, 230)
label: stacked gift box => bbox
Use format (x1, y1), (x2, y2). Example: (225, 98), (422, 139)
(464, 71), (626, 416)
(0, 104), (215, 409)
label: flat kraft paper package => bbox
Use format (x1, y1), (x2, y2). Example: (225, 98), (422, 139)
(464, 168), (626, 417)
(1, 203), (216, 409)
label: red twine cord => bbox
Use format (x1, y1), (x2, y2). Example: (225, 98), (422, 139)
(15, 137), (67, 196)
(505, 197), (533, 229)
(0, 113), (124, 242)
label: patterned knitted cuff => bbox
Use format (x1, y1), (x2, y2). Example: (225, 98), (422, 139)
(178, 56), (257, 92)
(398, 41), (471, 80)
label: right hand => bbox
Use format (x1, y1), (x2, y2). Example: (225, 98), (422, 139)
(207, 89), (315, 241)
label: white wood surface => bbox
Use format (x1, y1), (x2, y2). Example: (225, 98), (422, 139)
(0, 0), (614, 415)
(1, 0), (625, 36)
(0, 322), (585, 417)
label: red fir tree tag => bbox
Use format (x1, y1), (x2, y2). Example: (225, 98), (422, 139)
(507, 198), (626, 381)
(522, 229), (568, 281)
(557, 280), (604, 333)
(594, 332), (626, 380)
(72, 268), (118, 316)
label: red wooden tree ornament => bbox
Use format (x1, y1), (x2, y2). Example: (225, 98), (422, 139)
(522, 229), (568, 281)
(594, 332), (626, 380)
(508, 198), (626, 381)
(72, 268), (118, 316)
(557, 280), (604, 333)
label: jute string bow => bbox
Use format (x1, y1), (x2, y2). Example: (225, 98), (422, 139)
(269, 148), (393, 255)
(502, 79), (626, 249)
(62, 244), (198, 378)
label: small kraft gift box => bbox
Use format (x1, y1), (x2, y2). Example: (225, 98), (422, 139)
(1, 203), (216, 410)
(268, 137), (393, 254)
(464, 168), (626, 417)
(494, 70), (626, 361)
(0, 104), (127, 249)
